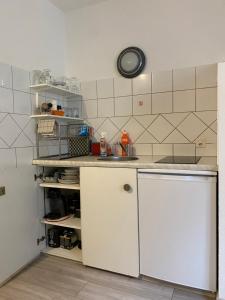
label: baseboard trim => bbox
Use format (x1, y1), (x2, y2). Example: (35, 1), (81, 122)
(0, 254), (41, 288)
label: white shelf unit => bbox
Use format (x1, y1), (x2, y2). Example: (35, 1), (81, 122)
(40, 182), (80, 190)
(41, 216), (81, 230)
(30, 84), (81, 98)
(42, 246), (82, 262)
(30, 114), (84, 123)
(40, 167), (82, 263)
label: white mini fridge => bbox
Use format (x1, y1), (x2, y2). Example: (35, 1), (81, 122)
(138, 169), (217, 291)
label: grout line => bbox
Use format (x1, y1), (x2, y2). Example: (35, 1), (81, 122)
(193, 112), (217, 129)
(11, 66), (15, 114)
(14, 148), (17, 168)
(96, 80), (99, 118)
(195, 67), (197, 112)
(171, 287), (175, 300)
(172, 69), (174, 113)
(113, 78), (115, 117)
(83, 85), (216, 100)
(149, 91), (152, 115)
(84, 108), (217, 119)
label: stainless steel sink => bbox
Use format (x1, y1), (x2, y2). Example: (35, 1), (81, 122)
(97, 156), (138, 161)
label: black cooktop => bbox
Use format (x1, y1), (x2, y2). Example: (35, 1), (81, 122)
(156, 156), (201, 164)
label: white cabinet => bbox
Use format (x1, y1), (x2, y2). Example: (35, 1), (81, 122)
(0, 166), (41, 285)
(80, 167), (139, 277)
(138, 170), (217, 291)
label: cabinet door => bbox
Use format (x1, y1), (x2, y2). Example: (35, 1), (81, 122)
(80, 167), (139, 277)
(0, 163), (42, 285)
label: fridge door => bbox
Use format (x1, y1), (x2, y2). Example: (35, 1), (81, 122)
(138, 172), (217, 291)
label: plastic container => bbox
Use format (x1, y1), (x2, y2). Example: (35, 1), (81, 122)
(91, 143), (100, 156)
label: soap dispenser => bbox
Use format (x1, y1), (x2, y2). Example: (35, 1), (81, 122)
(100, 132), (107, 157)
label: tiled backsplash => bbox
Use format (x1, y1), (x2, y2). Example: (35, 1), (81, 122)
(0, 62), (36, 166)
(81, 64), (217, 156)
(0, 61), (217, 159)
(0, 62), (71, 161)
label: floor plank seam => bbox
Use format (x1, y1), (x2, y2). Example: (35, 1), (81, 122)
(171, 287), (175, 300)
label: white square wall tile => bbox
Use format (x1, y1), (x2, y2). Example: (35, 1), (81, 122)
(196, 143), (217, 156)
(173, 90), (195, 113)
(114, 77), (132, 97)
(134, 144), (152, 155)
(196, 64), (217, 88)
(0, 149), (16, 167)
(177, 114), (207, 142)
(163, 129), (189, 143)
(0, 62), (12, 89)
(0, 115), (21, 146)
(195, 128), (217, 144)
(97, 78), (114, 98)
(133, 94), (151, 115)
(12, 66), (30, 92)
(0, 137), (8, 148)
(98, 98), (114, 118)
(152, 92), (172, 114)
(152, 70), (172, 93)
(136, 131), (157, 144)
(194, 111), (216, 126)
(14, 91), (31, 115)
(148, 116), (174, 142)
(173, 144), (196, 156)
(0, 87), (13, 113)
(82, 100), (98, 118)
(153, 144), (173, 156)
(196, 88), (217, 111)
(12, 132), (33, 148)
(173, 67), (195, 91)
(16, 147), (34, 167)
(81, 81), (97, 100)
(115, 96), (132, 116)
(132, 74), (151, 95)
(11, 114), (30, 130)
(210, 121), (217, 133)
(23, 120), (36, 145)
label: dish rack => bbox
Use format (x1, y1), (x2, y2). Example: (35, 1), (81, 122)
(36, 121), (90, 159)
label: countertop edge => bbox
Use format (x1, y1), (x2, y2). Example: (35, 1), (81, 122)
(32, 156), (218, 172)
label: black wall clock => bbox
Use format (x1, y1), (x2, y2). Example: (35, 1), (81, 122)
(117, 47), (146, 78)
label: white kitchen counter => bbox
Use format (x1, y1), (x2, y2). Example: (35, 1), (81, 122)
(32, 155), (218, 172)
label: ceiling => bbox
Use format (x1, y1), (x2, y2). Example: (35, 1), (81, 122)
(49, 0), (109, 12)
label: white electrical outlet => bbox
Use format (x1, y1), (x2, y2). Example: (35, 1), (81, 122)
(1, 80), (5, 87)
(196, 138), (207, 148)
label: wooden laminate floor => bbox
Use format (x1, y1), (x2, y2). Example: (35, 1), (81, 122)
(0, 255), (216, 300)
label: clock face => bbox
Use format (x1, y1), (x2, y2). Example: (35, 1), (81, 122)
(117, 47), (146, 78)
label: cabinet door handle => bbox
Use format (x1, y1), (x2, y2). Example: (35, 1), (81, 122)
(123, 184), (132, 192)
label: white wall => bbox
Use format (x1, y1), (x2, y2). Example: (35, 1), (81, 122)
(0, 0), (66, 75)
(0, 0), (66, 284)
(217, 63), (225, 300)
(65, 0), (225, 80)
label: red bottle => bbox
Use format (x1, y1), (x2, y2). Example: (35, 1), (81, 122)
(121, 130), (129, 157)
